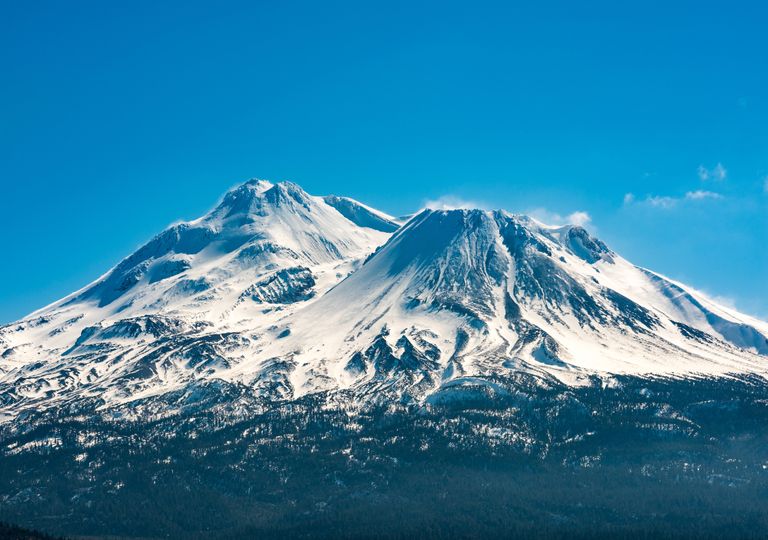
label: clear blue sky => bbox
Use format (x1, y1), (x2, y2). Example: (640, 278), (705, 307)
(2, 1), (767, 323)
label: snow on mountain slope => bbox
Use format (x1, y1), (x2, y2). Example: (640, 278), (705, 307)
(275, 209), (767, 400)
(322, 195), (403, 232)
(0, 180), (766, 421)
(0, 180), (390, 416)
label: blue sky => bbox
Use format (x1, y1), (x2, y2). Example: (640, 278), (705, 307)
(1, 1), (767, 323)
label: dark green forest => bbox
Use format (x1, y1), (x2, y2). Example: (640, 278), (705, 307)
(1, 374), (767, 539)
(0, 521), (63, 540)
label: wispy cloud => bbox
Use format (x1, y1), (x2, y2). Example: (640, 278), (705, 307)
(624, 190), (724, 209)
(684, 190), (723, 201)
(763, 176), (768, 194)
(678, 283), (741, 314)
(645, 195), (677, 209)
(697, 163), (727, 181)
(527, 208), (594, 229)
(707, 294), (739, 311)
(423, 195), (487, 211)
(566, 211), (593, 227)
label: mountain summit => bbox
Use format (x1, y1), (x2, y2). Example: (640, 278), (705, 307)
(0, 179), (766, 420)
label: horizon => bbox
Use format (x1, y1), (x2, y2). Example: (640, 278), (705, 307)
(2, 1), (767, 323)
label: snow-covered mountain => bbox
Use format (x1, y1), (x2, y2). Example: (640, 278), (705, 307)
(1, 179), (766, 421)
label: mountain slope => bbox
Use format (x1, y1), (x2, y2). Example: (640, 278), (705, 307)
(0, 180), (766, 421)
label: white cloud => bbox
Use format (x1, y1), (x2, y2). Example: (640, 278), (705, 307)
(423, 195), (487, 211)
(678, 283), (739, 312)
(566, 211), (592, 227)
(625, 190), (724, 209)
(527, 208), (594, 230)
(684, 190), (724, 201)
(697, 162), (727, 181)
(646, 195), (678, 209)
(708, 294), (739, 310)
(683, 284), (768, 321)
(713, 163), (727, 180)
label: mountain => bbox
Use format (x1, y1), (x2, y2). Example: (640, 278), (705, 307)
(1, 180), (765, 421)
(2, 179), (768, 539)
(292, 208), (768, 395)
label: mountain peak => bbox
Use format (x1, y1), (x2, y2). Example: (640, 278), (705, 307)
(53, 180), (391, 313)
(263, 180), (313, 208)
(214, 179), (314, 218)
(243, 178), (274, 190)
